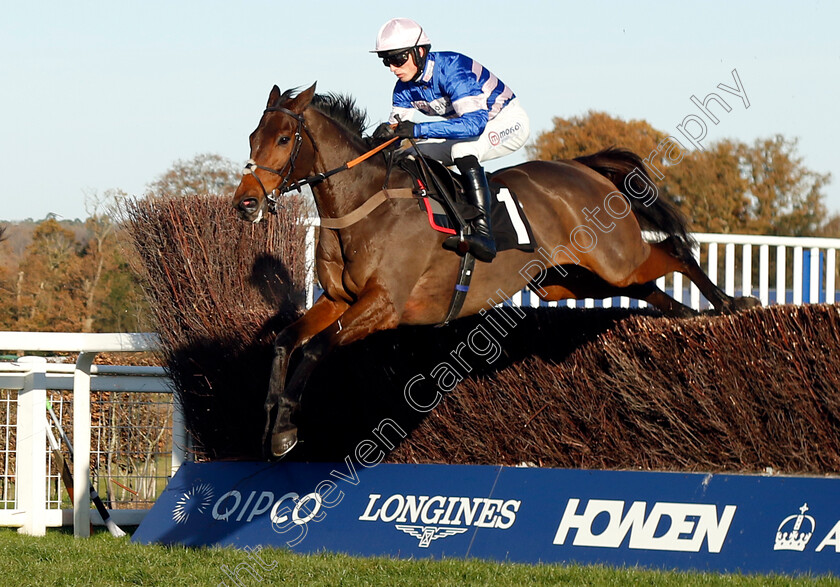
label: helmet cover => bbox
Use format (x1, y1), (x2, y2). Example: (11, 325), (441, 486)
(373, 18), (431, 53)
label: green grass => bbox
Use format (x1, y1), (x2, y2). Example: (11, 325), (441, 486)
(0, 527), (836, 586)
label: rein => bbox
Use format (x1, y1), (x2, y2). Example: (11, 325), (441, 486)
(243, 106), (399, 216)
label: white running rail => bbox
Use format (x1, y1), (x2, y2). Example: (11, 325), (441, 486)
(302, 230), (840, 310)
(0, 332), (186, 538)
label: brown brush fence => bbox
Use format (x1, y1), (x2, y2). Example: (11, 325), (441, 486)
(120, 194), (308, 458)
(120, 195), (840, 475)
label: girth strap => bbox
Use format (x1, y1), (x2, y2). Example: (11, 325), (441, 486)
(319, 188), (416, 230)
(439, 252), (476, 325)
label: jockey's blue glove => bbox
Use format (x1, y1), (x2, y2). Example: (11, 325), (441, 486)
(394, 120), (416, 138)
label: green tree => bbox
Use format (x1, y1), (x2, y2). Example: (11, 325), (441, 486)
(93, 243), (146, 332)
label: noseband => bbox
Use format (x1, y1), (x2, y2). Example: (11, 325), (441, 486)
(242, 106), (318, 214)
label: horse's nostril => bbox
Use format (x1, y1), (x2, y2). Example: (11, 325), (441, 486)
(240, 198), (258, 211)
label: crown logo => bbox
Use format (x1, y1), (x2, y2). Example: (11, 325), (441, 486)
(774, 503), (815, 551)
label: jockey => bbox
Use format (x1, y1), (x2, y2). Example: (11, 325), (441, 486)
(372, 17), (530, 262)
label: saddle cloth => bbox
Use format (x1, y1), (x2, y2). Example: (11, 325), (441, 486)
(401, 157), (536, 253)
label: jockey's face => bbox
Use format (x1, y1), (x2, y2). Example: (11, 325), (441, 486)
(389, 48), (421, 83)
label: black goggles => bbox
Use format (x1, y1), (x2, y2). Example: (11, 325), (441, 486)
(381, 50), (410, 68)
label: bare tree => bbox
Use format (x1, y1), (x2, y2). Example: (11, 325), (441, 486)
(79, 189), (124, 332)
(146, 153), (241, 197)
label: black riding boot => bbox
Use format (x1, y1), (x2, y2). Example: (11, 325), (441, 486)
(444, 155), (497, 262)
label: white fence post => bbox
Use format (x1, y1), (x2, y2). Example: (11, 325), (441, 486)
(759, 244), (770, 306)
(708, 243), (718, 299)
(777, 246), (786, 304)
(691, 243), (701, 309)
(492, 233), (840, 312)
(742, 244), (752, 298)
(793, 246), (803, 305)
(16, 356), (47, 536)
(73, 352), (95, 538)
(171, 399), (189, 476)
(305, 223), (317, 308)
(724, 243), (735, 296)
(673, 272), (683, 304)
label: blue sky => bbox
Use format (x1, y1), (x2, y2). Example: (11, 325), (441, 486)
(1, 1), (838, 222)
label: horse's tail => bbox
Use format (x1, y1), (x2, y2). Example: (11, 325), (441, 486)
(573, 147), (696, 260)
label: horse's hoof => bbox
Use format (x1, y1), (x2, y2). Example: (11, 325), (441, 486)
(735, 296), (762, 310)
(271, 427), (298, 458)
(722, 296), (762, 314)
(674, 307), (700, 319)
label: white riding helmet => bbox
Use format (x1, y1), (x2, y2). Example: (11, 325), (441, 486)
(372, 17), (431, 53)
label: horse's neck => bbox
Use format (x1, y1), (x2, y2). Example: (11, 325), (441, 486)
(307, 116), (391, 219)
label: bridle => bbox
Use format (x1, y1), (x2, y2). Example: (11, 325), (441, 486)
(241, 105), (401, 216)
(242, 106), (318, 214)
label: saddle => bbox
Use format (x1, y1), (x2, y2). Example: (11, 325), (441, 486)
(397, 156), (536, 253)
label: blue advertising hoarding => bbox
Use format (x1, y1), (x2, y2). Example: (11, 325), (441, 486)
(133, 461), (840, 576)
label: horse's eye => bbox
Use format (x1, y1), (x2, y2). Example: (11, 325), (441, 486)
(277, 136), (291, 146)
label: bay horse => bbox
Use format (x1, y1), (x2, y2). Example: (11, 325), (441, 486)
(233, 84), (758, 457)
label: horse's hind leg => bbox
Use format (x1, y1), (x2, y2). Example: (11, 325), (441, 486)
(534, 267), (698, 318)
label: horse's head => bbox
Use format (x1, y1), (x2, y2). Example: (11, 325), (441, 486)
(233, 83), (318, 223)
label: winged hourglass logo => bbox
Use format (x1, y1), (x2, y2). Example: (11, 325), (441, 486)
(394, 525), (469, 547)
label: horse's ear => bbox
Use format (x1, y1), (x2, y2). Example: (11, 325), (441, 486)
(286, 82), (317, 114)
(267, 85), (283, 109)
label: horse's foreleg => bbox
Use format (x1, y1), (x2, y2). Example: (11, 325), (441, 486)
(269, 283), (400, 458)
(268, 327), (335, 456)
(674, 249), (761, 314)
(644, 239), (761, 314)
(264, 296), (348, 453)
(606, 238), (759, 315)
(624, 282), (698, 318)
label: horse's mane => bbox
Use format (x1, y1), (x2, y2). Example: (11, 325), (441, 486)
(275, 88), (373, 152)
(310, 93), (369, 139)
